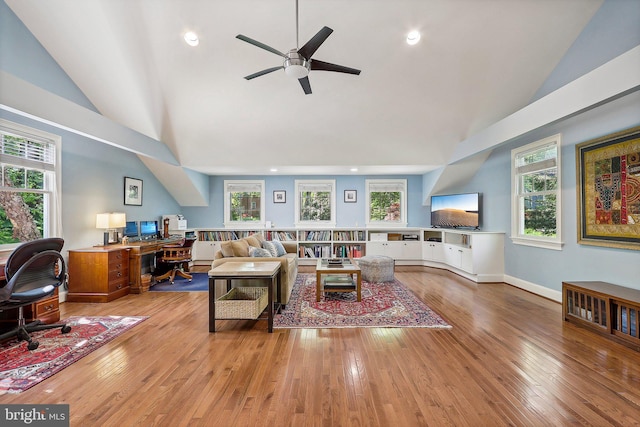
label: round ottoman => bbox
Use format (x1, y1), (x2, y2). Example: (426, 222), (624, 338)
(358, 255), (395, 283)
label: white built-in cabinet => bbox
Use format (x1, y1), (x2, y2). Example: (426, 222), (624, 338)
(191, 227), (504, 282)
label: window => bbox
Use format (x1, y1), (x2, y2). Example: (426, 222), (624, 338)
(0, 119), (61, 249)
(511, 134), (562, 250)
(224, 180), (265, 228)
(295, 180), (336, 227)
(366, 179), (407, 227)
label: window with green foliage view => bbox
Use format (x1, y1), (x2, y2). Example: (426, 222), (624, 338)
(230, 192), (261, 222)
(299, 191), (331, 221)
(0, 122), (59, 247)
(512, 134), (562, 249)
(366, 179), (407, 226)
(369, 191), (401, 221)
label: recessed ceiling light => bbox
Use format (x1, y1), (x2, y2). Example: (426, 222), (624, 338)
(406, 30), (421, 45)
(184, 31), (199, 47)
(270, 168), (278, 172)
(350, 168), (358, 172)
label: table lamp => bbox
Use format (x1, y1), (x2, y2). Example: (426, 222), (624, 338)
(96, 212), (126, 245)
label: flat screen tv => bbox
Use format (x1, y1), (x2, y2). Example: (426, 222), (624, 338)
(140, 220), (159, 238)
(430, 193), (481, 229)
(123, 221), (139, 238)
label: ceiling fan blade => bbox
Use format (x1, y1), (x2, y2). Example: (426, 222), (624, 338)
(244, 66), (283, 80)
(311, 59), (361, 75)
(297, 26), (333, 59)
(298, 76), (312, 95)
(236, 34), (287, 58)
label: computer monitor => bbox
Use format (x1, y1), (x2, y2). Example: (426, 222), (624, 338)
(140, 220), (159, 239)
(123, 221), (139, 238)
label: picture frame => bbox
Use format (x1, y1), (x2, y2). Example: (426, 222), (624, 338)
(344, 190), (357, 203)
(576, 125), (640, 250)
(273, 190), (286, 203)
(124, 177), (143, 206)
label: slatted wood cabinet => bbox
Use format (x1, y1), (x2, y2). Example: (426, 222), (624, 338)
(563, 281), (640, 351)
(67, 247), (130, 303)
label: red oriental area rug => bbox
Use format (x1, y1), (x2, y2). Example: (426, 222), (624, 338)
(0, 315), (147, 394)
(274, 274), (451, 329)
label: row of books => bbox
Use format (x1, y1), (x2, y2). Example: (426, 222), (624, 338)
(300, 230), (332, 241)
(333, 231), (365, 241)
(299, 245), (333, 258)
(334, 245), (363, 258)
(264, 231), (296, 241)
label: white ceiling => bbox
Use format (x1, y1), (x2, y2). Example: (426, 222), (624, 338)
(6, 0), (603, 176)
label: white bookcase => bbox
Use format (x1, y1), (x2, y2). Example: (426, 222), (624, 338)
(191, 227), (504, 281)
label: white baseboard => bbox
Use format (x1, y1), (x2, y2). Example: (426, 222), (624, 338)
(503, 274), (562, 303)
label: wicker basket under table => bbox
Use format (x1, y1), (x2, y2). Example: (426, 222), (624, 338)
(215, 287), (269, 319)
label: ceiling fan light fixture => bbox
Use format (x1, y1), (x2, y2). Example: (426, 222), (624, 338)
(284, 52), (310, 78)
(184, 31), (199, 47)
(406, 30), (421, 45)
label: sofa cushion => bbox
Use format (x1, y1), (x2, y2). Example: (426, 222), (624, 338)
(244, 235), (261, 248)
(272, 240), (287, 257)
(261, 241), (278, 257)
(220, 241), (235, 258)
(249, 246), (272, 257)
(252, 233), (266, 244)
(231, 239), (250, 257)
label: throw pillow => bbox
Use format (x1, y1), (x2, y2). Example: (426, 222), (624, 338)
(231, 239), (250, 257)
(272, 240), (287, 257)
(220, 241), (234, 257)
(244, 235), (261, 248)
(261, 241), (278, 257)
(249, 246), (272, 258)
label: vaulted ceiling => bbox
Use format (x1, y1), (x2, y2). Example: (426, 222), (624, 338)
(6, 0), (603, 179)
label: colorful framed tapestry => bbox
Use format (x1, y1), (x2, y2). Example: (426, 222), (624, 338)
(576, 126), (640, 250)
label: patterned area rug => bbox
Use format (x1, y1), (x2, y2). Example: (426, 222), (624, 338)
(274, 274), (451, 329)
(0, 315), (147, 394)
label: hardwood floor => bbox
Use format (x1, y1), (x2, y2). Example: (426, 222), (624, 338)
(3, 267), (640, 426)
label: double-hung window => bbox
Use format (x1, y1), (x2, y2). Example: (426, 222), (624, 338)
(295, 180), (336, 227)
(0, 119), (61, 249)
(366, 179), (407, 227)
(511, 134), (562, 249)
(224, 180), (265, 228)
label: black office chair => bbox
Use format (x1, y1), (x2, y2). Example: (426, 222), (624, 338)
(0, 238), (71, 350)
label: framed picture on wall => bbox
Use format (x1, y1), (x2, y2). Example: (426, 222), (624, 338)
(576, 125), (640, 250)
(273, 190), (286, 203)
(124, 177), (143, 206)
(344, 190), (357, 203)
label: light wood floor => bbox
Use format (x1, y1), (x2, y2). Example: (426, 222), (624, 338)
(3, 267), (640, 426)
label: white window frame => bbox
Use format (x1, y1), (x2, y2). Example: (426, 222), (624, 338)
(365, 179), (407, 227)
(0, 119), (62, 251)
(223, 180), (265, 228)
(511, 134), (563, 250)
(294, 179), (336, 228)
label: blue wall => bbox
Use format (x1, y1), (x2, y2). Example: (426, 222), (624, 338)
(182, 175), (430, 228)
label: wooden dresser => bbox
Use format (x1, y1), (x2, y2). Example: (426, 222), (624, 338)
(68, 246), (130, 303)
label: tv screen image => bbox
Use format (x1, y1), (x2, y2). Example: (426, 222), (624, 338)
(431, 193), (480, 228)
(140, 220), (158, 237)
(124, 221), (139, 238)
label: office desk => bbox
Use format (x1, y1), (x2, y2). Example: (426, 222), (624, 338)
(116, 237), (183, 294)
(68, 237), (182, 302)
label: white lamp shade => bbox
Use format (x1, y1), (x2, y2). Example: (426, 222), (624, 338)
(96, 212), (126, 229)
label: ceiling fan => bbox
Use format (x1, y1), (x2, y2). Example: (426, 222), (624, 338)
(236, 0), (361, 95)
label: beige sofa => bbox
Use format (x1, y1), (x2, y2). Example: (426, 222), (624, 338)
(211, 234), (298, 306)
